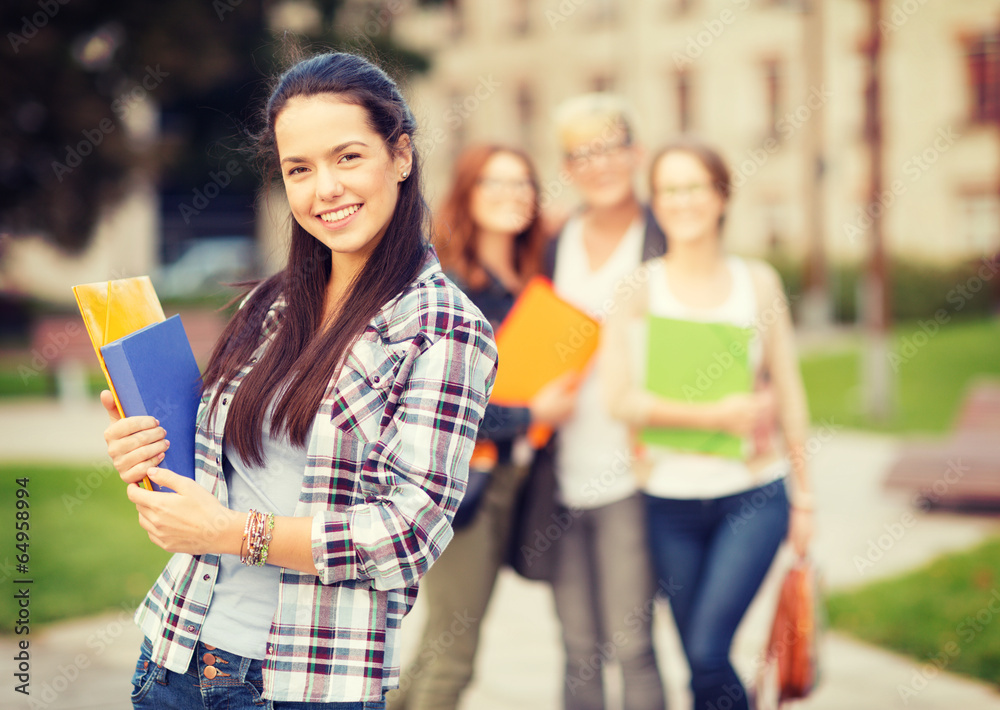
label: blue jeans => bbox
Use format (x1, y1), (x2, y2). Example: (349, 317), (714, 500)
(645, 479), (789, 710)
(131, 637), (386, 710)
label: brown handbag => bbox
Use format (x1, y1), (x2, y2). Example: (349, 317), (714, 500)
(762, 558), (821, 704)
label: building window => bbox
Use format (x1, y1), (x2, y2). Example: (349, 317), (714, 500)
(958, 192), (1000, 254)
(446, 0), (464, 39)
(676, 69), (693, 132)
(590, 74), (616, 93)
(587, 0), (619, 26)
(763, 59), (783, 137)
(669, 0), (696, 15)
(448, 89), (467, 164)
(517, 82), (535, 151)
(966, 32), (1000, 124)
(511, 0), (530, 35)
(761, 200), (789, 254)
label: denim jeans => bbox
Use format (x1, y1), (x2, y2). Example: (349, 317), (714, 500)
(131, 637), (386, 710)
(645, 479), (789, 710)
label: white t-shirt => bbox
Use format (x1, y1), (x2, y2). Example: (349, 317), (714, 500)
(552, 214), (645, 510)
(641, 257), (788, 499)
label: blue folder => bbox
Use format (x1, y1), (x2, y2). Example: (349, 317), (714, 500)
(101, 315), (202, 492)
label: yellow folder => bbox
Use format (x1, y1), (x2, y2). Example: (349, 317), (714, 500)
(73, 276), (166, 490)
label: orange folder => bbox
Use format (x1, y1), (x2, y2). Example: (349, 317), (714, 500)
(73, 276), (166, 491)
(491, 276), (600, 447)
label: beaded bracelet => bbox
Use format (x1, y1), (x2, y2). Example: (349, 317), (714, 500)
(256, 512), (275, 566)
(240, 509), (275, 567)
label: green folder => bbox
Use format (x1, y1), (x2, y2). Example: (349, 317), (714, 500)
(640, 315), (753, 458)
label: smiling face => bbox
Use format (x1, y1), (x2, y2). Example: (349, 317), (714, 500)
(469, 151), (536, 236)
(562, 123), (639, 209)
(651, 150), (726, 245)
(275, 94), (412, 276)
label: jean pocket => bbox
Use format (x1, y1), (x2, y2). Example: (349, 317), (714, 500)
(130, 637), (158, 703)
(243, 660), (269, 707)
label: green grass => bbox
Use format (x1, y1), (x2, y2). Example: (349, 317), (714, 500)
(801, 317), (1000, 433)
(0, 367), (107, 399)
(827, 537), (1000, 683)
(0, 463), (171, 633)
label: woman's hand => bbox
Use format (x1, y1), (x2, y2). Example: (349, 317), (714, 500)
(529, 372), (580, 426)
(711, 390), (776, 437)
(787, 506), (814, 558)
(126, 468), (242, 556)
(101, 389), (169, 485)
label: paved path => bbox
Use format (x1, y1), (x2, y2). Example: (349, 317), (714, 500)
(2, 401), (1000, 709)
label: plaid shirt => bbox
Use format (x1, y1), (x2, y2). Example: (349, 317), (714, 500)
(135, 250), (498, 702)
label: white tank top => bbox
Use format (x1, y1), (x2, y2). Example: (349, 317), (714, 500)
(640, 257), (788, 499)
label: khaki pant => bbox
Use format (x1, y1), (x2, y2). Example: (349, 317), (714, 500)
(551, 494), (666, 710)
(387, 462), (525, 710)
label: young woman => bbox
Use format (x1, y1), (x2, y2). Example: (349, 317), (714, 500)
(100, 52), (498, 709)
(602, 137), (814, 710)
(388, 144), (576, 710)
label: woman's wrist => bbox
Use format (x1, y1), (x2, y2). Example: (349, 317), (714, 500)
(214, 508), (247, 556)
(790, 492), (815, 511)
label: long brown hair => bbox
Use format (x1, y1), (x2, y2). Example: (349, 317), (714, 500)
(434, 144), (546, 291)
(200, 52), (429, 466)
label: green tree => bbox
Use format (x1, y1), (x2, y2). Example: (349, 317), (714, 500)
(0, 0), (428, 252)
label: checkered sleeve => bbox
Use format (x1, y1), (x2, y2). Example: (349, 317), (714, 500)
(311, 316), (498, 589)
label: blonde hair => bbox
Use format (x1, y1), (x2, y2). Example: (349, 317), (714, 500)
(553, 93), (637, 154)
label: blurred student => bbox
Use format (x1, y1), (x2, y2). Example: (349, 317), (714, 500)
(602, 137), (814, 710)
(100, 52), (497, 708)
(541, 94), (667, 710)
(387, 144), (577, 710)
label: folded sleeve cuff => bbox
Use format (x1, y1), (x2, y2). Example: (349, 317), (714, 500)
(311, 512), (358, 585)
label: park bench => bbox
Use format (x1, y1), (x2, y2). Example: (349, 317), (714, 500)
(883, 380), (1000, 507)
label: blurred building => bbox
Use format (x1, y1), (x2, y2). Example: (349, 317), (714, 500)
(388, 0), (1000, 263)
